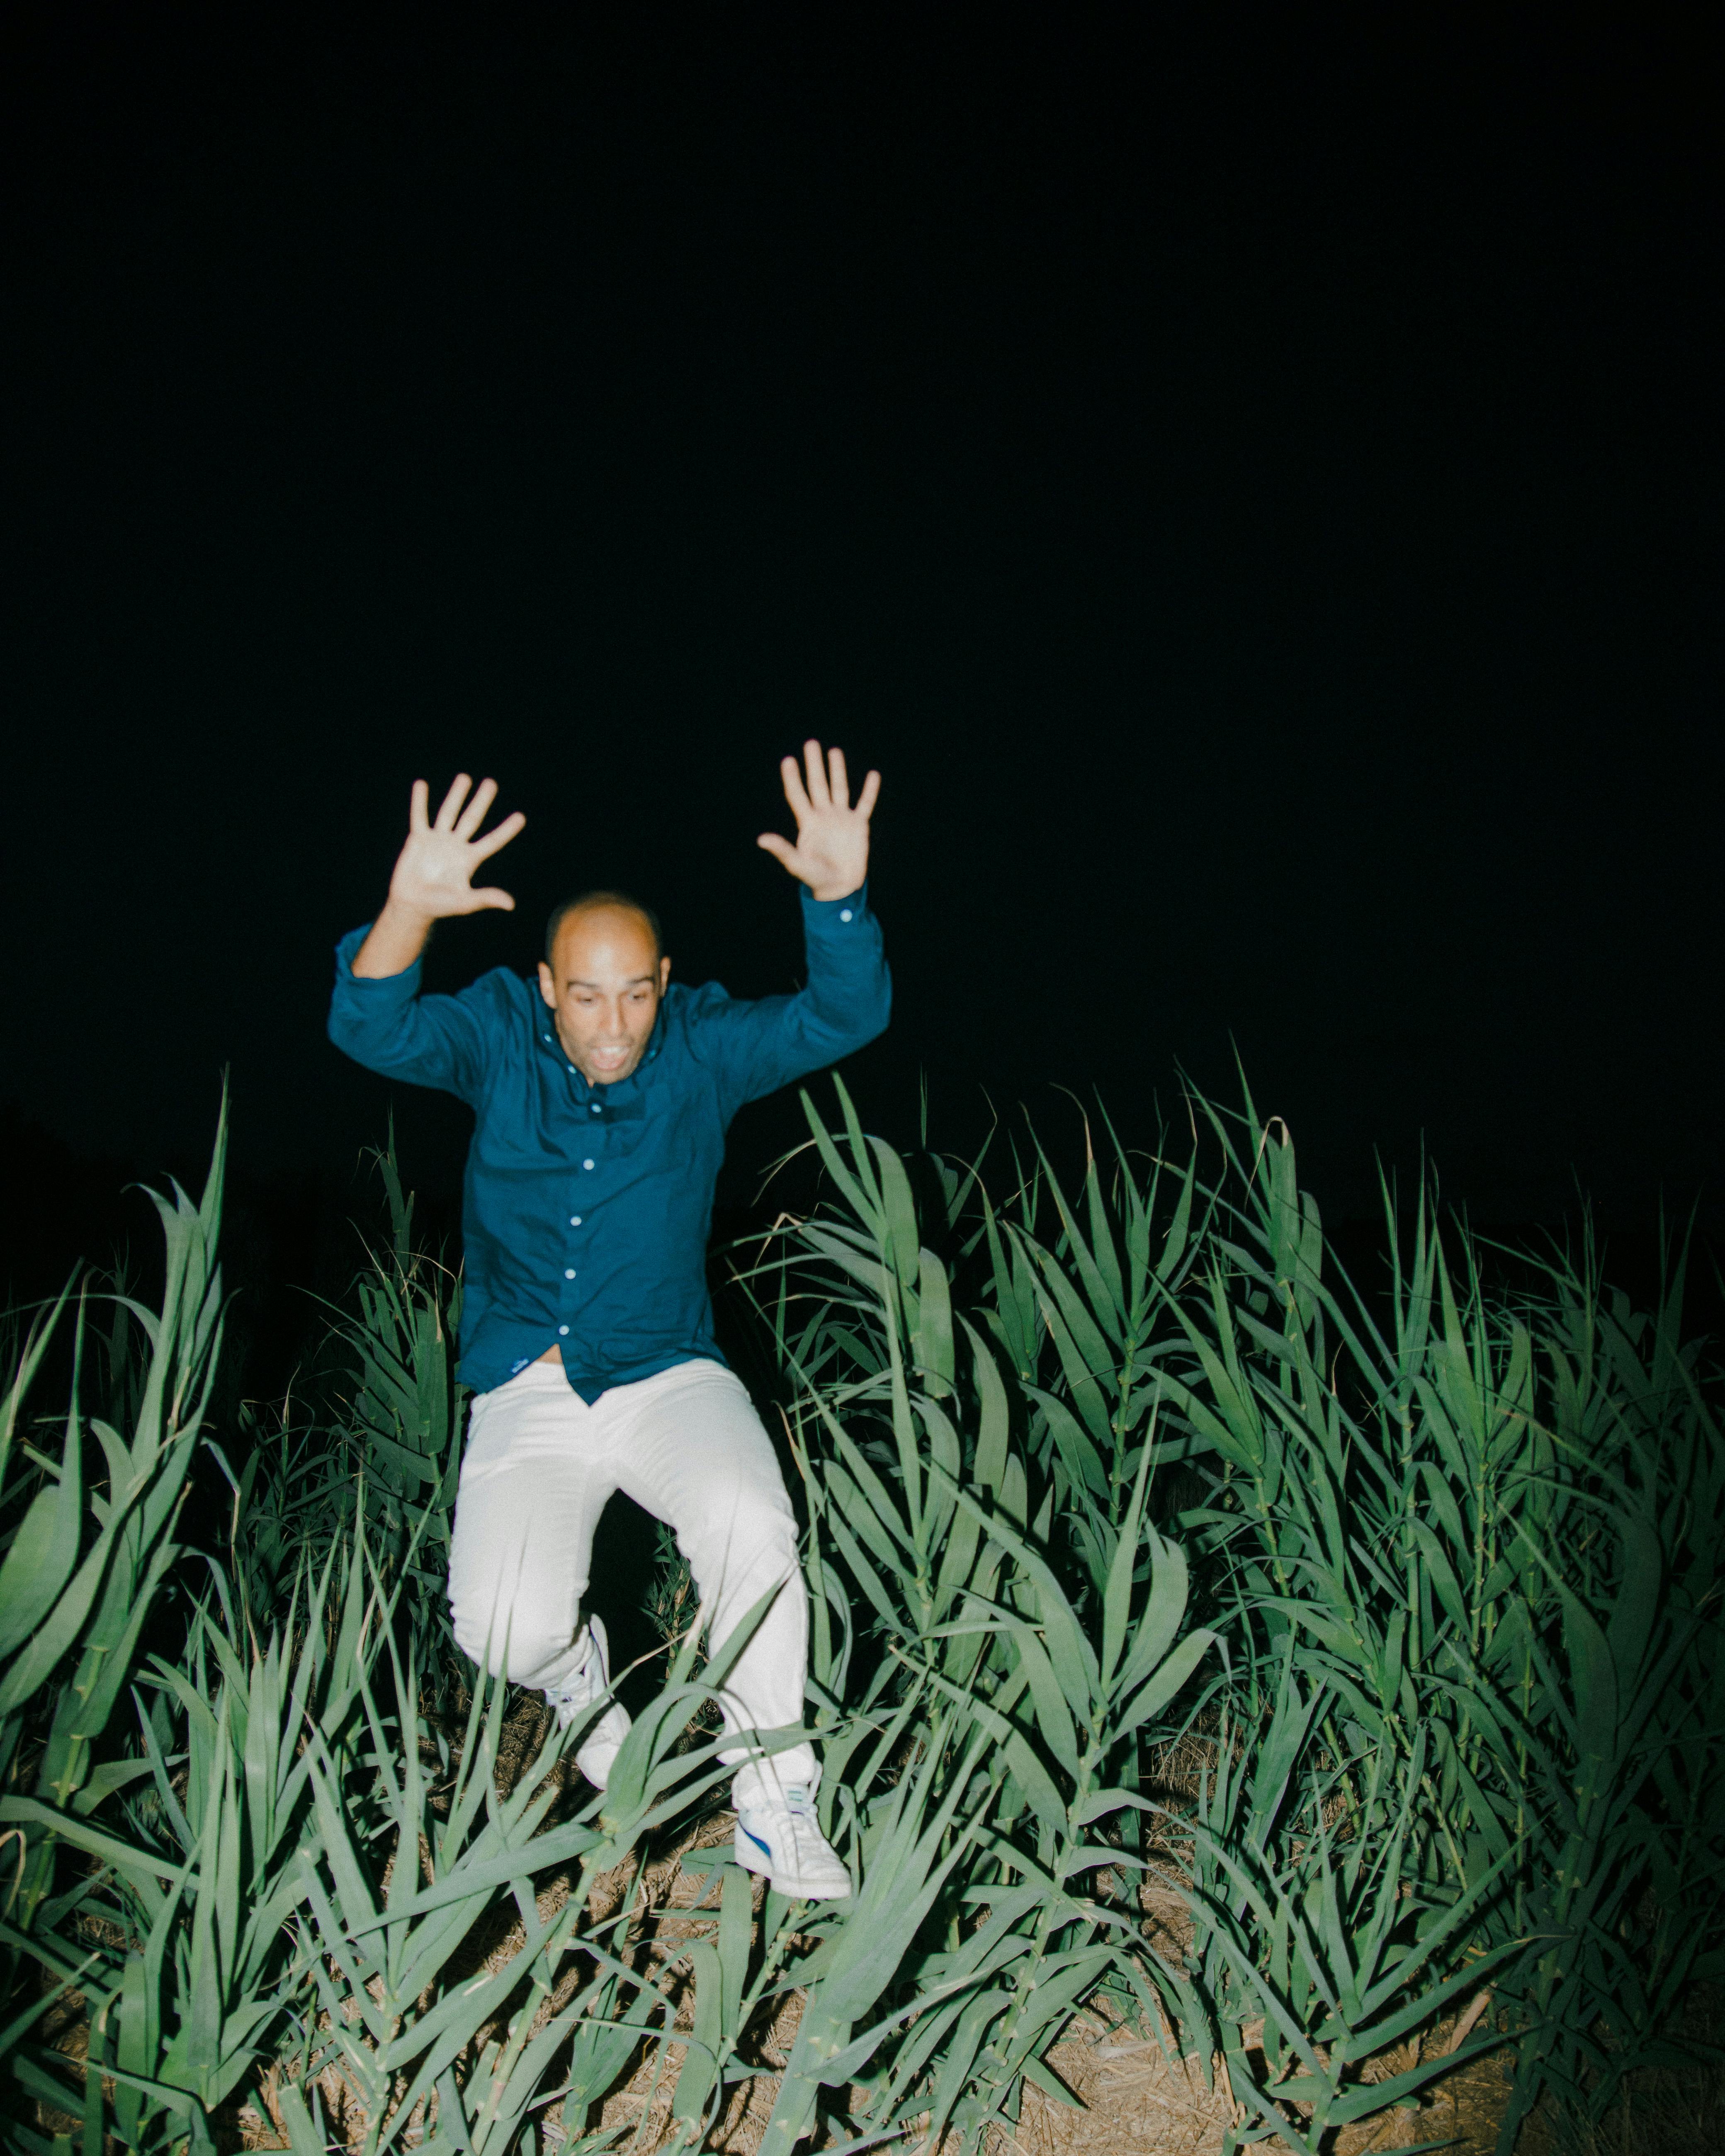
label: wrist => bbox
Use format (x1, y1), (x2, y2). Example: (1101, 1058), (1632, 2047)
(377, 893), (438, 937)
(351, 898), (435, 979)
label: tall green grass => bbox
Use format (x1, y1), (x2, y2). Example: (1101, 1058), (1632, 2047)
(2, 1080), (1721, 2154)
(939, 1086), (1725, 2149)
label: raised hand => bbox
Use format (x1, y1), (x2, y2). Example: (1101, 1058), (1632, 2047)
(756, 741), (881, 902)
(389, 774), (526, 920)
(352, 775), (526, 978)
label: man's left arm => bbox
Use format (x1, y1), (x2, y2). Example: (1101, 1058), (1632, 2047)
(710, 880), (891, 1105)
(702, 741), (891, 1105)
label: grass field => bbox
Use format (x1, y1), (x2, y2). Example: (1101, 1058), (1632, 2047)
(3, 1078), (1722, 2154)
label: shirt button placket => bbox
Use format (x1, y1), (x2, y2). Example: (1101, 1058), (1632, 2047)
(564, 1122), (592, 1350)
(563, 1090), (598, 1358)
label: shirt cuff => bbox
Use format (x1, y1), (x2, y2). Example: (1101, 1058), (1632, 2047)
(799, 881), (869, 927)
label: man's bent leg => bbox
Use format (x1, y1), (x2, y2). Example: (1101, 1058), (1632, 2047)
(610, 1360), (815, 1786)
(447, 1365), (612, 1694)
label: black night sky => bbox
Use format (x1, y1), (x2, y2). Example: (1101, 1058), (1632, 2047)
(3, 12), (1722, 1324)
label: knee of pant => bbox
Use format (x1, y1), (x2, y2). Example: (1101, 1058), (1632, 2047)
(690, 1511), (800, 1604)
(688, 1491), (795, 1563)
(449, 1590), (565, 1683)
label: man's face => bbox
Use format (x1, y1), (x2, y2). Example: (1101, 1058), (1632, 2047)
(537, 906), (671, 1085)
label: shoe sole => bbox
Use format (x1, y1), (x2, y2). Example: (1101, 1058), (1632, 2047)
(733, 1823), (852, 1901)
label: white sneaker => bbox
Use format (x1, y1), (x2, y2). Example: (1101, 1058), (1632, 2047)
(544, 1616), (632, 1790)
(732, 1763), (851, 1901)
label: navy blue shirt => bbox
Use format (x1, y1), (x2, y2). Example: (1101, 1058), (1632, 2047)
(328, 888), (890, 1400)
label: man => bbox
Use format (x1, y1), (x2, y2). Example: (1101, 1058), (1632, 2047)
(328, 741), (887, 1901)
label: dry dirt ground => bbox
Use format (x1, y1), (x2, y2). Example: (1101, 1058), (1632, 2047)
(34, 1701), (1718, 2154)
(265, 1761), (1521, 2156)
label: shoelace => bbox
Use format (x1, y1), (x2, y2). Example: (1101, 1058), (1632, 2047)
(547, 1639), (608, 1720)
(748, 1785), (819, 1831)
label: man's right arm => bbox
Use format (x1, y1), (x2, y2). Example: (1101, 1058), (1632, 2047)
(328, 927), (494, 1099)
(327, 772), (526, 1100)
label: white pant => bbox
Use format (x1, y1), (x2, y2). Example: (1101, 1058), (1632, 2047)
(447, 1357), (814, 1782)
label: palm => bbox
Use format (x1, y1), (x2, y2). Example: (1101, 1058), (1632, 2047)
(757, 741), (880, 901)
(390, 775), (525, 919)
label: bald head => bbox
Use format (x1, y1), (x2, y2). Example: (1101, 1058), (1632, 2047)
(544, 889), (663, 966)
(537, 896), (671, 1085)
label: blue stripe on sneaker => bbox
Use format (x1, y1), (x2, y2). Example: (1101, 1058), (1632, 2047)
(741, 1826), (771, 1856)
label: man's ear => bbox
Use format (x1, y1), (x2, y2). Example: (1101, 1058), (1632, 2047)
(537, 961), (557, 1009)
(658, 954), (672, 993)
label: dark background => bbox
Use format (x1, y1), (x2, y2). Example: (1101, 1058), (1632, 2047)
(3, 10), (1721, 1362)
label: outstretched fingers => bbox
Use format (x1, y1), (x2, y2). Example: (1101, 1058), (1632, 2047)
(780, 752), (813, 825)
(470, 886), (517, 913)
(472, 809), (526, 861)
(854, 767), (881, 819)
(802, 738), (832, 808)
(434, 773), (473, 831)
(409, 778), (431, 833)
(454, 776), (499, 838)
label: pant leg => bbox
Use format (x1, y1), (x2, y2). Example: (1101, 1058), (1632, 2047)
(446, 1364), (615, 1692)
(607, 1359), (814, 1782)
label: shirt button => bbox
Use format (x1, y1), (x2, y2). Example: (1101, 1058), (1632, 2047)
(558, 1324), (569, 1336)
(839, 908), (853, 922)
(583, 1158), (594, 1170)
(590, 1102), (602, 1114)
(570, 1214), (582, 1226)
(564, 1267), (576, 1279)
